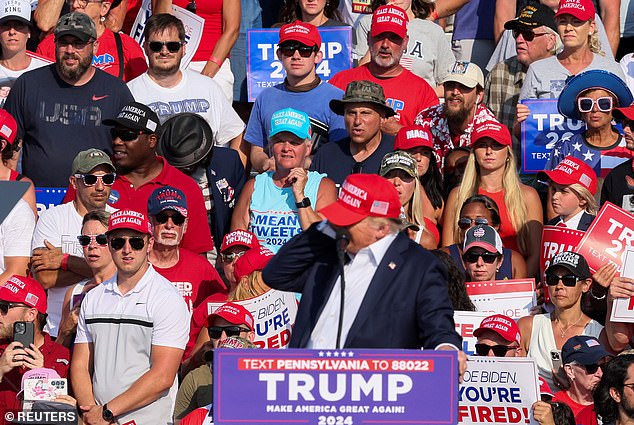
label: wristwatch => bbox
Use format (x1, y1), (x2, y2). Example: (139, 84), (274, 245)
(296, 197), (311, 209)
(102, 404), (115, 423)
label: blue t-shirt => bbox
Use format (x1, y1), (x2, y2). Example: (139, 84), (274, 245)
(453, 0), (496, 40)
(244, 82), (347, 148)
(5, 65), (134, 187)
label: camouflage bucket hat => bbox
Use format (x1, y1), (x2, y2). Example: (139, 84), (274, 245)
(329, 80), (396, 117)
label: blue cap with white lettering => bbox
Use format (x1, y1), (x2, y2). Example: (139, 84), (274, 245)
(269, 108), (312, 140)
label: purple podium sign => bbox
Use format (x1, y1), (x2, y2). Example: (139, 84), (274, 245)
(214, 348), (458, 424)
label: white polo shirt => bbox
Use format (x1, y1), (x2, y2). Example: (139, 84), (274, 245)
(76, 265), (189, 425)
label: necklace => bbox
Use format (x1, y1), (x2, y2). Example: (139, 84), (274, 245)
(556, 314), (584, 339)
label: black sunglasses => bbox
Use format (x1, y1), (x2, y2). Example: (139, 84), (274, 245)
(74, 173), (116, 186)
(77, 234), (108, 246)
(458, 217), (488, 230)
(109, 236), (146, 251)
(463, 251), (500, 264)
(279, 44), (318, 58)
(111, 128), (145, 142)
(0, 301), (28, 315)
(475, 343), (518, 357)
(148, 41), (184, 53)
(579, 363), (603, 374)
(208, 325), (250, 339)
(512, 29), (549, 42)
(155, 212), (186, 226)
(545, 274), (579, 287)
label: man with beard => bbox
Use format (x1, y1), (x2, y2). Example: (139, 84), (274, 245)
(147, 186), (226, 314)
(414, 61), (499, 170)
(4, 12), (133, 187)
(328, 5), (438, 135)
(127, 14), (244, 149)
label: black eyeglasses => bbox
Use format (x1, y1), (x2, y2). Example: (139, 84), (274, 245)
(208, 326), (250, 339)
(458, 217), (488, 230)
(74, 173), (116, 186)
(279, 44), (318, 58)
(220, 251), (245, 263)
(77, 234), (108, 246)
(155, 212), (186, 226)
(475, 343), (518, 357)
(512, 29), (549, 42)
(463, 251), (500, 264)
(624, 383), (634, 391)
(578, 96), (613, 113)
(0, 301), (28, 315)
(109, 236), (146, 251)
(111, 128), (144, 142)
(545, 274), (579, 287)
(148, 41), (184, 53)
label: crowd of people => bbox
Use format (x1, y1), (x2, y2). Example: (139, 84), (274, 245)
(2, 0), (634, 423)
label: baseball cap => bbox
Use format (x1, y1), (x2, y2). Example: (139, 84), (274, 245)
(471, 120), (512, 147)
(233, 246), (275, 282)
(269, 108), (312, 140)
(0, 275), (47, 314)
(54, 12), (96, 42)
(0, 108), (17, 145)
(473, 314), (521, 345)
(379, 151), (417, 178)
(278, 20), (321, 49)
(107, 209), (152, 235)
(555, 0), (595, 21)
(538, 156), (597, 195)
(147, 186), (188, 217)
(221, 229), (260, 253)
(71, 148), (115, 174)
(394, 125), (433, 151)
(207, 302), (255, 330)
(614, 105), (634, 121)
(545, 251), (591, 279)
(562, 335), (612, 365)
(463, 225), (503, 255)
(329, 80), (396, 117)
(217, 336), (258, 349)
(442, 61), (485, 89)
(319, 173), (401, 227)
(371, 5), (409, 39)
(504, 3), (557, 32)
(0, 0), (31, 28)
(103, 102), (161, 134)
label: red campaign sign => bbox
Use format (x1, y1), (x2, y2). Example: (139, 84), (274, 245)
(540, 226), (585, 278)
(575, 202), (634, 274)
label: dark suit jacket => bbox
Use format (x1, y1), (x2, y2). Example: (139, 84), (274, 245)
(206, 147), (246, 252)
(262, 223), (462, 349)
(546, 212), (595, 231)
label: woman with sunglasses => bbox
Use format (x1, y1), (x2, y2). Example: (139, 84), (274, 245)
(518, 251), (605, 390)
(443, 195), (527, 280)
(36, 1), (147, 82)
(353, 0), (453, 93)
(443, 120), (542, 278)
(276, 0), (347, 27)
(56, 210), (115, 348)
(379, 151), (439, 249)
(460, 225), (508, 283)
(544, 70), (633, 202)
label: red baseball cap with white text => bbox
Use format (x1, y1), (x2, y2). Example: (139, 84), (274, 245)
(207, 302), (254, 330)
(371, 5), (409, 39)
(0, 275), (47, 314)
(473, 314), (521, 345)
(221, 229), (260, 253)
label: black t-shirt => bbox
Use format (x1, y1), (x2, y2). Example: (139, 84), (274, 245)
(5, 65), (134, 187)
(309, 133), (394, 185)
(601, 158), (634, 213)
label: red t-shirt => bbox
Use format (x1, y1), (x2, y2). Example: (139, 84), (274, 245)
(478, 188), (520, 253)
(575, 403), (598, 425)
(552, 390), (591, 418)
(328, 64), (439, 126)
(184, 292), (228, 360)
(37, 28), (147, 82)
(0, 334), (70, 424)
(154, 248), (227, 313)
(173, 0), (224, 62)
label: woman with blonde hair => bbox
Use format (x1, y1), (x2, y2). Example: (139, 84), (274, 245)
(380, 151), (439, 249)
(442, 121), (542, 277)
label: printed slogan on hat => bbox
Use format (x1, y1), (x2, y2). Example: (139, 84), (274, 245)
(246, 27), (352, 102)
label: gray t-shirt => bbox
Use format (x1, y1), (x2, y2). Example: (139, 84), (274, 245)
(354, 15), (455, 86)
(519, 53), (626, 100)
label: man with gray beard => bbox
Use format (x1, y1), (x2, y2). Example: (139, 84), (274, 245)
(4, 12), (133, 187)
(147, 186), (226, 314)
(414, 61), (499, 171)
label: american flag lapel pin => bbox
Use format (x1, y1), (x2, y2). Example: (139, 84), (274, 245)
(388, 262), (396, 270)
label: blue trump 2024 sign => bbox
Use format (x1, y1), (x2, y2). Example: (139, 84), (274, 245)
(214, 348), (458, 424)
(521, 99), (585, 174)
(246, 27), (352, 102)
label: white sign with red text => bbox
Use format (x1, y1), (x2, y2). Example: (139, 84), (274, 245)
(466, 279), (536, 319)
(610, 247), (634, 323)
(454, 311), (490, 356)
